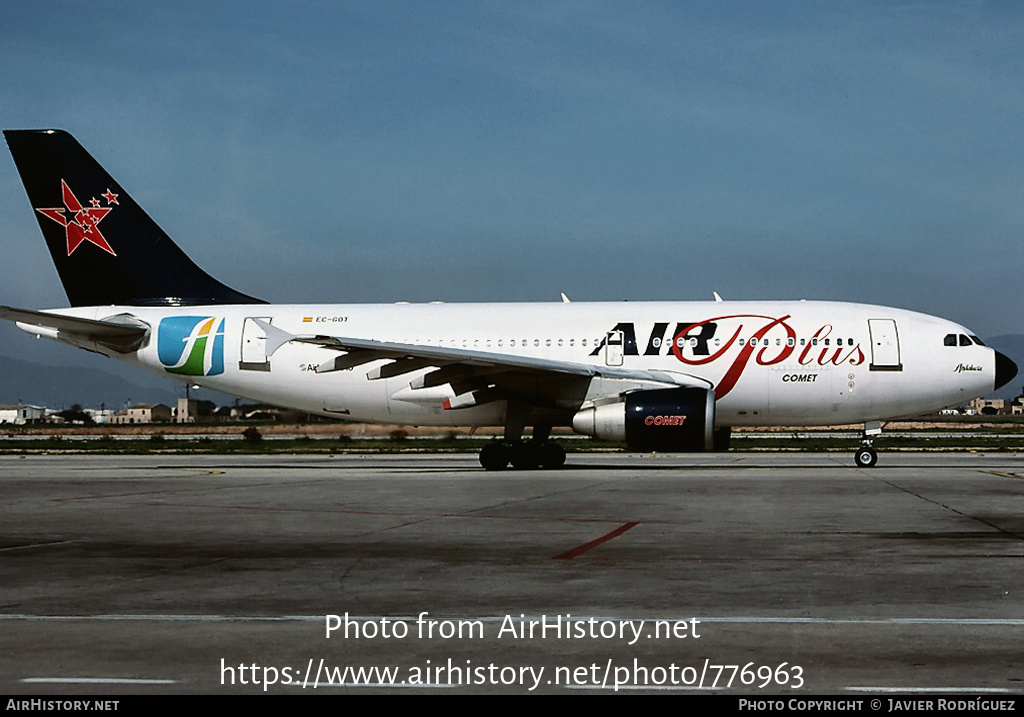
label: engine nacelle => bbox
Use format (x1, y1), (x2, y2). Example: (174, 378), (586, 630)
(572, 387), (715, 452)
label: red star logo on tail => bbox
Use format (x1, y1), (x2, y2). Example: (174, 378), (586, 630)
(36, 179), (117, 256)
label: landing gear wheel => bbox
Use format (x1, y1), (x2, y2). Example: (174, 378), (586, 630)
(479, 442), (511, 471)
(484, 441), (565, 471)
(509, 441), (542, 470)
(854, 447), (878, 468)
(539, 442), (566, 469)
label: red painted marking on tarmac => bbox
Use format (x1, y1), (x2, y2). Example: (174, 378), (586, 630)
(554, 521), (639, 560)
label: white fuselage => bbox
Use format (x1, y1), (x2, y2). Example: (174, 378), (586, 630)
(35, 299), (997, 430)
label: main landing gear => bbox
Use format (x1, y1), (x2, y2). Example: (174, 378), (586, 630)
(479, 410), (566, 471)
(854, 421), (882, 468)
(479, 440), (566, 471)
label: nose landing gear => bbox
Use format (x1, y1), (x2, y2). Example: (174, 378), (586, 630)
(854, 421), (882, 468)
(854, 445), (878, 468)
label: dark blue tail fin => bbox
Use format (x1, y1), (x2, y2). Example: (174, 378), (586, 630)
(4, 129), (263, 307)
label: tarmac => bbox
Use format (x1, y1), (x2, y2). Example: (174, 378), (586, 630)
(2, 451), (1023, 694)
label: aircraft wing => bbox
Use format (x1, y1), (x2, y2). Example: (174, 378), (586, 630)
(0, 305), (149, 353)
(255, 319), (711, 409)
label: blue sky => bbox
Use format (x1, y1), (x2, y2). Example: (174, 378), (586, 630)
(1, 1), (1022, 344)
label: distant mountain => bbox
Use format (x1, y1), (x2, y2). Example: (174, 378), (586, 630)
(984, 334), (1024, 399)
(0, 318), (247, 409)
(0, 353), (241, 410)
(0, 354), (181, 409)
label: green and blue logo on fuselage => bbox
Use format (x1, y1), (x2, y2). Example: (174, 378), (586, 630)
(157, 316), (225, 376)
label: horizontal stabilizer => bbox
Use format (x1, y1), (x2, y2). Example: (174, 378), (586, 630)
(0, 305), (149, 353)
(252, 318), (295, 357)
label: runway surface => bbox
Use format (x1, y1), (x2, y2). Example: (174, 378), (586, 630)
(2, 451), (1023, 694)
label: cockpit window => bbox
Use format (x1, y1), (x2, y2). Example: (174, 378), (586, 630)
(970, 335), (985, 346)
(944, 334), (957, 346)
(959, 334), (972, 346)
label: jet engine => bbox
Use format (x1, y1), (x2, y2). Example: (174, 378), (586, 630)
(571, 387), (715, 451)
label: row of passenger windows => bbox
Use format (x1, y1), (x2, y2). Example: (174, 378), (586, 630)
(405, 337), (857, 349)
(410, 338), (600, 348)
(944, 333), (985, 347)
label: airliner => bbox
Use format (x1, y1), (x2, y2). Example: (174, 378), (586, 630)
(2, 129), (1016, 469)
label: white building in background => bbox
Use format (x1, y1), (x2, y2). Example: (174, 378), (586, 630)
(111, 403), (172, 425)
(86, 409), (116, 424)
(969, 397), (1007, 415)
(0, 405), (47, 424)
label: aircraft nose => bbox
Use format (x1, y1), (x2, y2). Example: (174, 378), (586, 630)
(994, 350), (1018, 391)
